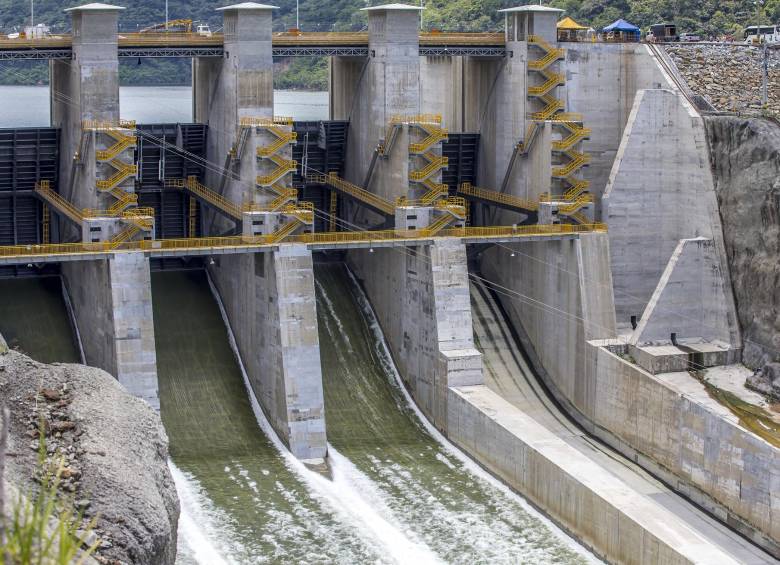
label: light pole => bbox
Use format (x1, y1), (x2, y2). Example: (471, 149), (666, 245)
(30, 0), (34, 29)
(165, 0), (169, 30)
(296, 0), (299, 29)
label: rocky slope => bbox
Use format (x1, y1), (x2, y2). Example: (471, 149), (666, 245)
(704, 116), (780, 385)
(666, 45), (780, 114)
(0, 336), (179, 564)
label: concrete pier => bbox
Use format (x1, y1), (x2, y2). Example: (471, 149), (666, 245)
(50, 3), (123, 214)
(63, 253), (159, 409)
(195, 3), (327, 459)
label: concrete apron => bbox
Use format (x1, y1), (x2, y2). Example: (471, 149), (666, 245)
(349, 237), (742, 565)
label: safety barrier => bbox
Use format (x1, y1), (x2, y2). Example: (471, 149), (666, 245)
(458, 182), (539, 213)
(34, 181), (83, 225)
(307, 172), (395, 216)
(409, 154), (449, 181)
(167, 177), (242, 220)
(96, 160), (137, 190)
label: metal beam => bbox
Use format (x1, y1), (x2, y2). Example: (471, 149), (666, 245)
(118, 47), (223, 58)
(0, 49), (71, 60)
(0, 45), (504, 60)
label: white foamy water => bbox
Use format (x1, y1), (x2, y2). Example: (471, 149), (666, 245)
(208, 273), (442, 564)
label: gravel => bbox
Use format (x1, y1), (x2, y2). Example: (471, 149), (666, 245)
(0, 342), (178, 565)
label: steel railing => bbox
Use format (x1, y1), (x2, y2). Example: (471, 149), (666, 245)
(0, 223), (607, 261)
(307, 172), (395, 216)
(458, 182), (539, 213)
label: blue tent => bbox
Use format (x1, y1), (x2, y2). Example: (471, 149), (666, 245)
(603, 19), (640, 33)
(603, 18), (640, 41)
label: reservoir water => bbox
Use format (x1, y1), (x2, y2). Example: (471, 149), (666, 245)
(0, 85), (328, 126)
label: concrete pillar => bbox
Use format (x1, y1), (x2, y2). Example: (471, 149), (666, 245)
(62, 253), (159, 409)
(193, 2), (276, 213)
(349, 239), (482, 430)
(209, 246), (327, 461)
(51, 3), (123, 214)
(343, 4), (423, 207)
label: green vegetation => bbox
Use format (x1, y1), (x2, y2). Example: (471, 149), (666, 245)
(0, 0), (778, 87)
(1, 422), (98, 564)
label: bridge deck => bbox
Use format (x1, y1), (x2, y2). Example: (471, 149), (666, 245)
(0, 31), (506, 59)
(0, 224), (603, 265)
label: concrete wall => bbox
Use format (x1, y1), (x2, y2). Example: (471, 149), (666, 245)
(209, 245), (326, 460)
(349, 239), (482, 430)
(50, 7), (121, 223)
(633, 237), (733, 345)
(602, 88), (739, 341)
(447, 385), (737, 565)
(480, 233), (780, 554)
(563, 43), (669, 210)
(62, 253), (159, 409)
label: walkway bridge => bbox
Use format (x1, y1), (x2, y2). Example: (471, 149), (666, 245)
(0, 223), (606, 266)
(0, 31), (506, 60)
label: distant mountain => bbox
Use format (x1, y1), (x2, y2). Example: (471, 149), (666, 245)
(0, 0), (771, 87)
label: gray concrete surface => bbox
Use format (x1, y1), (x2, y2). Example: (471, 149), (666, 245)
(62, 253), (159, 409)
(470, 280), (774, 564)
(209, 244), (327, 460)
(602, 88), (739, 345)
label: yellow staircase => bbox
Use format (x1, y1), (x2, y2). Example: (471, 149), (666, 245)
(409, 153), (448, 182)
(34, 181), (84, 225)
(421, 213), (454, 236)
(109, 224), (141, 246)
(526, 34), (592, 218)
(457, 182), (539, 214)
(308, 172), (395, 217)
(408, 116), (448, 154)
(167, 177), (243, 221)
(96, 159), (138, 191)
(96, 129), (137, 161)
(268, 218), (302, 243)
(256, 154), (298, 187)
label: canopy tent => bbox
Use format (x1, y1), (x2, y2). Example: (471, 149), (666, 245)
(602, 18), (640, 42)
(603, 18), (640, 33)
(557, 15), (588, 41)
(557, 16), (586, 30)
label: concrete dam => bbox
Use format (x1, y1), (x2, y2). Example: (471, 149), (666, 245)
(0, 2), (778, 563)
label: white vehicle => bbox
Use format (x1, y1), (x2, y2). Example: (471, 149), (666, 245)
(196, 23), (212, 37)
(744, 25), (780, 44)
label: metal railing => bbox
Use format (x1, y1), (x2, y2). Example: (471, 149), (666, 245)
(167, 177), (242, 221)
(422, 214), (454, 236)
(527, 70), (565, 97)
(552, 150), (590, 178)
(458, 182), (539, 213)
(256, 129), (297, 157)
(409, 127), (448, 154)
(409, 154), (448, 181)
(96, 160), (137, 190)
(96, 133), (137, 161)
(256, 158), (298, 186)
(239, 116), (294, 127)
(82, 119), (136, 131)
(307, 172), (395, 216)
(552, 125), (591, 151)
(268, 219), (302, 243)
(34, 181), (83, 225)
(0, 223), (607, 261)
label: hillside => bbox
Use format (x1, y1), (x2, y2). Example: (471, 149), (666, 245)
(0, 0), (777, 87)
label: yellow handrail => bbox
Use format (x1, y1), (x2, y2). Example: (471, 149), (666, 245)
(96, 134), (137, 161)
(0, 223), (609, 261)
(552, 151), (590, 178)
(167, 177), (242, 220)
(527, 71), (565, 97)
(552, 126), (591, 151)
(268, 219), (301, 243)
(458, 182), (539, 212)
(528, 47), (565, 71)
(82, 119), (136, 131)
(421, 214), (453, 236)
(409, 127), (448, 154)
(308, 173), (395, 216)
(96, 160), (137, 190)
(239, 116), (294, 127)
(34, 181), (83, 225)
(409, 155), (448, 181)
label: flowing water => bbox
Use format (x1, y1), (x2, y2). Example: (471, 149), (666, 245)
(151, 267), (594, 563)
(0, 276), (79, 363)
(314, 262), (593, 564)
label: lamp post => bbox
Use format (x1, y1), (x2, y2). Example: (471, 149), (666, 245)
(165, 0), (169, 30)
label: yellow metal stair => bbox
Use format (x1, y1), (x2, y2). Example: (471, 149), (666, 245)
(96, 131), (137, 161)
(268, 218), (302, 243)
(96, 159), (137, 191)
(421, 213), (454, 236)
(167, 177), (243, 221)
(410, 153), (449, 182)
(256, 154), (298, 186)
(307, 172), (395, 217)
(457, 182), (539, 213)
(109, 224), (141, 246)
(552, 150), (590, 178)
(527, 70), (565, 97)
(34, 181), (83, 225)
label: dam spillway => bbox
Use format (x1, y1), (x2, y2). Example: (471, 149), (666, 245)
(0, 0), (778, 562)
(152, 267), (594, 563)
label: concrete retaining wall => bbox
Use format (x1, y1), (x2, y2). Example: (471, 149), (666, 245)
(447, 385), (736, 565)
(480, 234), (780, 554)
